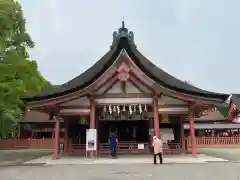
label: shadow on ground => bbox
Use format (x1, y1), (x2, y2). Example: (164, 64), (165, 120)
(0, 149), (51, 166)
(198, 148), (240, 162)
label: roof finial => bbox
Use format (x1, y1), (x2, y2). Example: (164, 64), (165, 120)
(122, 16), (125, 28)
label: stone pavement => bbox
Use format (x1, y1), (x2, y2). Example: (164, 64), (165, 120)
(198, 148), (240, 161)
(24, 154), (228, 165)
(0, 149), (52, 166)
(1, 162), (240, 180)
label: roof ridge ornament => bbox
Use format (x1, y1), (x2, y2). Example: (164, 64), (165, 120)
(225, 94), (233, 104)
(110, 20), (137, 49)
(122, 17), (125, 28)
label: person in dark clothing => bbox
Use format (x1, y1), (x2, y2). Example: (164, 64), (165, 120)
(153, 152), (163, 164)
(109, 133), (118, 158)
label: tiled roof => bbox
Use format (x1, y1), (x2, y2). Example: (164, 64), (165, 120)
(23, 23), (229, 102)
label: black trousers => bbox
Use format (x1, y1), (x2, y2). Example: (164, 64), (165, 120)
(153, 152), (163, 164)
(110, 146), (116, 157)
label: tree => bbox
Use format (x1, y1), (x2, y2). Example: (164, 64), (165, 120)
(0, 0), (34, 60)
(0, 0), (51, 138)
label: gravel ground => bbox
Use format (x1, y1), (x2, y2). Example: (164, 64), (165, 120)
(0, 162), (240, 180)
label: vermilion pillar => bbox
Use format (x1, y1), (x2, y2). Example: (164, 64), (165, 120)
(53, 111), (60, 160)
(90, 101), (96, 129)
(148, 117), (153, 145)
(188, 103), (196, 156)
(90, 100), (96, 157)
(153, 98), (160, 138)
(64, 120), (68, 154)
(180, 116), (185, 150)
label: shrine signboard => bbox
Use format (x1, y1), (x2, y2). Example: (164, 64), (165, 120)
(86, 129), (97, 151)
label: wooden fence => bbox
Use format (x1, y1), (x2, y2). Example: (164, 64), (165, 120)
(66, 142), (183, 156)
(0, 138), (53, 149)
(1, 137), (240, 150)
(186, 136), (240, 148)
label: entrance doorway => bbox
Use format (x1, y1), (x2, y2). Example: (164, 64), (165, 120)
(99, 120), (149, 143)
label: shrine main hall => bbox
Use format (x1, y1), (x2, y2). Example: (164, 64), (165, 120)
(23, 22), (234, 159)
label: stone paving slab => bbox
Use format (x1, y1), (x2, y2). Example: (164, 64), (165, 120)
(1, 162), (239, 180)
(0, 149), (52, 166)
(198, 148), (240, 161)
(24, 154), (228, 165)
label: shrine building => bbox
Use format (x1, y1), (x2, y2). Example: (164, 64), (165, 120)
(23, 22), (233, 160)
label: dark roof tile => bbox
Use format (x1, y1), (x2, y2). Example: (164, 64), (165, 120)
(24, 24), (229, 102)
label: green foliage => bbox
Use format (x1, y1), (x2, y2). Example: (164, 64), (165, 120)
(0, 0), (51, 138)
(0, 0), (34, 59)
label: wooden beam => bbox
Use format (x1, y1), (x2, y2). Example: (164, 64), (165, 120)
(158, 104), (188, 108)
(93, 93), (152, 98)
(60, 105), (90, 109)
(154, 83), (223, 104)
(102, 77), (119, 94)
(60, 112), (90, 116)
(128, 78), (147, 94)
(92, 74), (118, 94)
(129, 71), (156, 93)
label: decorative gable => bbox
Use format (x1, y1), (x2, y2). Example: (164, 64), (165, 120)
(117, 62), (130, 81)
(106, 81), (123, 94)
(125, 81), (141, 94)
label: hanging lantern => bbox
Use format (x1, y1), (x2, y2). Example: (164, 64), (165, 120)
(113, 106), (116, 113)
(139, 104), (142, 114)
(109, 105), (112, 114)
(144, 105), (147, 112)
(117, 105), (120, 114)
(103, 105), (107, 112)
(122, 104), (126, 112)
(129, 105), (132, 114)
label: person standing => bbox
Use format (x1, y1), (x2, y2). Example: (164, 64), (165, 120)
(109, 132), (118, 158)
(152, 136), (163, 164)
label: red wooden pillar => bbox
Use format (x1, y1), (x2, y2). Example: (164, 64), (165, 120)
(53, 111), (60, 160)
(153, 98), (160, 138)
(188, 103), (196, 156)
(64, 120), (68, 154)
(90, 101), (96, 129)
(148, 117), (153, 145)
(90, 100), (96, 157)
(180, 116), (185, 150)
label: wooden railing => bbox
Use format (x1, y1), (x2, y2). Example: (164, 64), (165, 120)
(4, 137), (240, 151)
(0, 139), (53, 149)
(66, 143), (86, 156)
(186, 136), (240, 147)
(67, 142), (183, 156)
(100, 142), (150, 154)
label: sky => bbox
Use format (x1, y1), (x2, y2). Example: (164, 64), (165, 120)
(19, 0), (240, 94)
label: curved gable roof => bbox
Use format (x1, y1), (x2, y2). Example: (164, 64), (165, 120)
(24, 23), (229, 102)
